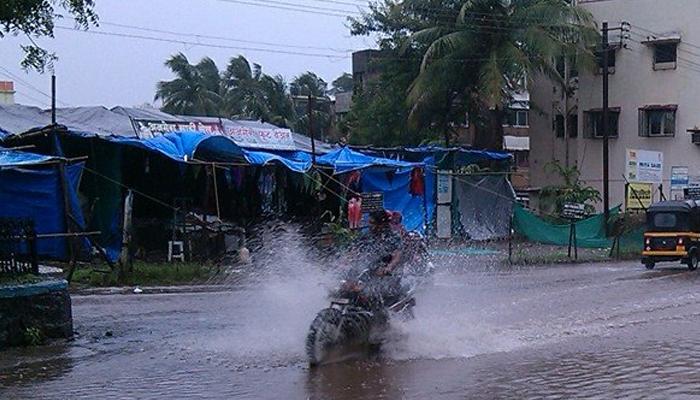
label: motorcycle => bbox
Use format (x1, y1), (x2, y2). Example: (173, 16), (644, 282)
(305, 267), (418, 367)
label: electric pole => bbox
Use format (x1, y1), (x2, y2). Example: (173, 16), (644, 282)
(602, 21), (610, 235)
(307, 94), (317, 166)
(51, 74), (56, 125)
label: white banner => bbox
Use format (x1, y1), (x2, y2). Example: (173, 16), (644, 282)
(224, 126), (296, 150)
(626, 149), (663, 183)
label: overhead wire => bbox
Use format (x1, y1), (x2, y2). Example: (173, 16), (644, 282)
(53, 26), (351, 59)
(79, 19), (357, 53)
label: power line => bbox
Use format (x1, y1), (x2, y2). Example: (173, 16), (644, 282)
(631, 23), (700, 53)
(626, 37), (700, 76)
(83, 19), (356, 53)
(628, 30), (700, 61)
(12, 89), (51, 108)
(214, 0), (353, 17)
(0, 66), (69, 106)
(54, 26), (351, 59)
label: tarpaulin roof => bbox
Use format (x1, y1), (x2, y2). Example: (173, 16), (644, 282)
(317, 146), (419, 174)
(351, 145), (513, 165)
(110, 131), (246, 163)
(0, 104), (138, 138)
(243, 150), (312, 173)
(0, 146), (58, 167)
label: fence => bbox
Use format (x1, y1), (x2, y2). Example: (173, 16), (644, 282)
(0, 218), (38, 276)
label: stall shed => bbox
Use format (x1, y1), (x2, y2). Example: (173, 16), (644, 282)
(0, 146), (87, 259)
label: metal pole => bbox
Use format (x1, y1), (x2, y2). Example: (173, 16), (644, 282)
(308, 94), (317, 166)
(602, 22), (611, 236)
(51, 74), (56, 125)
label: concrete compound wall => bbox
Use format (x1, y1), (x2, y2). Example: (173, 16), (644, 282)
(0, 280), (73, 348)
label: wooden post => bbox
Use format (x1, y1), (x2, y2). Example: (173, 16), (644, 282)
(58, 161), (77, 281)
(508, 215), (513, 264)
(212, 163), (221, 220)
(568, 221), (574, 259)
(573, 222), (578, 261)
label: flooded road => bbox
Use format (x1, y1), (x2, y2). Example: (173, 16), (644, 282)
(4, 258), (700, 399)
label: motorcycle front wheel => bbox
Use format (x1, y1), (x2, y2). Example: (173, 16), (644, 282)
(306, 308), (344, 366)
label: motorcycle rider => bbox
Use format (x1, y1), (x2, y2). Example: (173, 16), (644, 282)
(366, 209), (404, 277)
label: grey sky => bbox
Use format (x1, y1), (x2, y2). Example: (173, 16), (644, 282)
(0, 0), (374, 109)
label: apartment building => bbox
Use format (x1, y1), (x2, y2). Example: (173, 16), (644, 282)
(529, 0), (700, 210)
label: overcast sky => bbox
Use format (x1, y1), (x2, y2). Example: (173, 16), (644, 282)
(0, 0), (374, 109)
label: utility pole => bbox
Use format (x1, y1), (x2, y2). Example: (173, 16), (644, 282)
(307, 94), (317, 166)
(564, 58), (570, 168)
(602, 21), (610, 236)
(51, 74), (56, 125)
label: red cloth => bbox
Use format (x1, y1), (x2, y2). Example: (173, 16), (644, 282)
(348, 197), (362, 229)
(409, 167), (425, 196)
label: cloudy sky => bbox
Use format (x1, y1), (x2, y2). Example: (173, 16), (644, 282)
(0, 0), (374, 108)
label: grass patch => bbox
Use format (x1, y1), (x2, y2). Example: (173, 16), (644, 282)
(71, 262), (218, 288)
(508, 246), (640, 266)
(0, 274), (44, 287)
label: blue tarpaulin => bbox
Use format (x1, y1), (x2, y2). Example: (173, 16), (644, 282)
(318, 147), (418, 174)
(0, 147), (58, 166)
(361, 168), (426, 234)
(423, 156), (436, 232)
(110, 131), (246, 163)
(0, 159), (87, 259)
(243, 150), (312, 173)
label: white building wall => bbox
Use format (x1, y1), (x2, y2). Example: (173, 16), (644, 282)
(530, 0), (700, 210)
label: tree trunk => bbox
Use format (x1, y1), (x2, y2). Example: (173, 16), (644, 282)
(473, 107), (504, 150)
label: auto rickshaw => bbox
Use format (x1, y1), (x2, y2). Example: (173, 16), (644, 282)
(642, 200), (700, 270)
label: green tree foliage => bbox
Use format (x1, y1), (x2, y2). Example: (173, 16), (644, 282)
(155, 54), (297, 127)
(330, 72), (354, 94)
(1, 0), (98, 72)
(155, 53), (223, 116)
(290, 72), (332, 138)
(344, 44), (442, 146)
(350, 0), (598, 149)
(540, 161), (601, 215)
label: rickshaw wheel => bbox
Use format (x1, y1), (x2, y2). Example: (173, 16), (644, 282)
(687, 252), (699, 271)
(644, 261), (655, 270)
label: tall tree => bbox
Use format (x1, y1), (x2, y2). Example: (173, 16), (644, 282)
(258, 74), (296, 127)
(330, 73), (354, 94)
(411, 0), (597, 149)
(155, 53), (223, 116)
(290, 72), (328, 97)
(1, 0), (98, 72)
(291, 72), (332, 138)
(221, 55), (266, 118)
(350, 0), (598, 149)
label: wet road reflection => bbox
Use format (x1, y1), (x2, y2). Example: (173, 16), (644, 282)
(4, 259), (700, 399)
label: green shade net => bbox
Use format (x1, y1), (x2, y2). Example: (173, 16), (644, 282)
(513, 204), (622, 248)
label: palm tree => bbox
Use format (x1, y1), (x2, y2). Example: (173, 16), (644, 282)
(221, 55), (268, 118)
(409, 0), (598, 149)
(259, 74), (297, 127)
(291, 72), (332, 137)
(155, 53), (223, 116)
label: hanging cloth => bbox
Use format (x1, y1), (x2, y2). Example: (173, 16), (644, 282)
(409, 167), (425, 196)
(348, 197), (362, 229)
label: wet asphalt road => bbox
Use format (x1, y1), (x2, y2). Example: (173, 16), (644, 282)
(4, 258), (700, 399)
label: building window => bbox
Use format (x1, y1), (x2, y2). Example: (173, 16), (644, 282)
(584, 109), (620, 138)
(652, 43), (678, 70)
(554, 114), (578, 138)
(595, 48), (616, 74)
(639, 106), (677, 137)
(504, 109), (529, 127)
